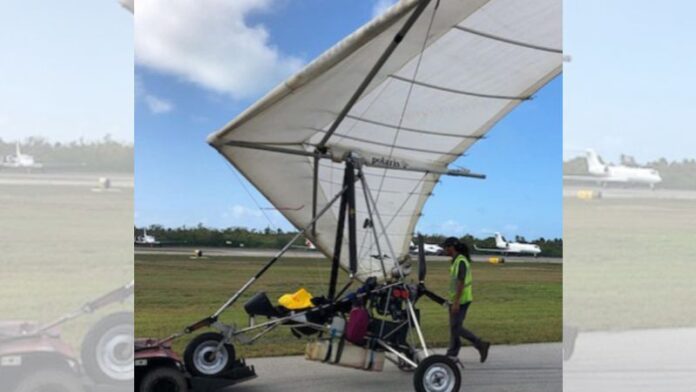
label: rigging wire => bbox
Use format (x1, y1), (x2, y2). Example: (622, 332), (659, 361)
(223, 160), (278, 231)
(364, 1), (440, 262)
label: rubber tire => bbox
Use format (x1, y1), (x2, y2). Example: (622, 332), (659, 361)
(81, 311), (134, 386)
(183, 332), (236, 377)
(139, 366), (188, 392)
(413, 355), (461, 392)
(14, 369), (84, 392)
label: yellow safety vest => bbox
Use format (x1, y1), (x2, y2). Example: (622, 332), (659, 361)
(449, 254), (473, 304)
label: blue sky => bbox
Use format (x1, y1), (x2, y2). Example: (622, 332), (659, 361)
(564, 0), (696, 163)
(0, 0), (133, 143)
(135, 0), (562, 240)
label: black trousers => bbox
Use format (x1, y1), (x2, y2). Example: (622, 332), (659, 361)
(446, 302), (482, 357)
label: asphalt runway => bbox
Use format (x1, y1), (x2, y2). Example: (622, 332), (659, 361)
(0, 171), (133, 188)
(563, 185), (696, 200)
(229, 343), (561, 392)
(135, 246), (562, 264)
(564, 328), (696, 392)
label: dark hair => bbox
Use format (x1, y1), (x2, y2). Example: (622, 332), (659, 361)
(456, 242), (471, 261)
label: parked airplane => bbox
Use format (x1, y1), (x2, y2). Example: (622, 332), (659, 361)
(409, 241), (444, 256)
(1, 142), (43, 170)
(474, 233), (541, 257)
(134, 229), (160, 246)
(565, 149), (662, 189)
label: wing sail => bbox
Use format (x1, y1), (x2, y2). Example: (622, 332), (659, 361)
(208, 0), (562, 280)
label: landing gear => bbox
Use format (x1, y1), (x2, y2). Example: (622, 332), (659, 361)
(184, 333), (236, 377)
(413, 355), (462, 392)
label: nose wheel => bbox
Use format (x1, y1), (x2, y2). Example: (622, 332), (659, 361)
(184, 332), (236, 377)
(413, 355), (461, 392)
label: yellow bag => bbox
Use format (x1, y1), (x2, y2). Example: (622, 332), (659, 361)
(278, 288), (314, 310)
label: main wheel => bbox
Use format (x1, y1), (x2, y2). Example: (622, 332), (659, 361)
(413, 355), (461, 392)
(140, 366), (188, 392)
(81, 311), (134, 385)
(183, 332), (235, 377)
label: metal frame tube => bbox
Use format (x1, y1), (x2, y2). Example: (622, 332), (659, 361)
(361, 174), (430, 356)
(376, 339), (418, 368)
(211, 184), (348, 319)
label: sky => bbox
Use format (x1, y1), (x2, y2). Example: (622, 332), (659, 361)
(564, 0), (696, 163)
(134, 0), (563, 240)
(0, 1), (133, 143)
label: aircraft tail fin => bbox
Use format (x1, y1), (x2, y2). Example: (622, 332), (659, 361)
(494, 232), (507, 248)
(15, 142), (21, 157)
(585, 149), (607, 175)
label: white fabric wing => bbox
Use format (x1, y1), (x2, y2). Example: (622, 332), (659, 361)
(208, 0), (562, 280)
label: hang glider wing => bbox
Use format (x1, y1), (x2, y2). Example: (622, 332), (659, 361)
(208, 0), (562, 280)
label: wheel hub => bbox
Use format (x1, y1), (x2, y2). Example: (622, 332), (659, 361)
(193, 341), (229, 375)
(423, 364), (455, 392)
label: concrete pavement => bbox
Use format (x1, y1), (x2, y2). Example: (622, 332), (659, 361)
(227, 343), (561, 392)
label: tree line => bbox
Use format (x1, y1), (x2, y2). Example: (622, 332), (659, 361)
(136, 225), (563, 257)
(0, 136), (133, 172)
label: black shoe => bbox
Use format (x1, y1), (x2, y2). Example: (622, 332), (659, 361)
(477, 341), (490, 363)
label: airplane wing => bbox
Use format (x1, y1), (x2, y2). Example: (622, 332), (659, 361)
(473, 245), (506, 253)
(563, 175), (627, 183)
(208, 0), (562, 280)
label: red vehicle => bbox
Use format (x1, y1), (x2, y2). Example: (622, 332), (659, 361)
(135, 338), (256, 392)
(0, 282), (133, 392)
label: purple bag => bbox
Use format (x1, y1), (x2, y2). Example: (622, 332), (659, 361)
(345, 306), (369, 345)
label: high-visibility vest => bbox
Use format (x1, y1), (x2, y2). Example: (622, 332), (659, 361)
(449, 254), (473, 304)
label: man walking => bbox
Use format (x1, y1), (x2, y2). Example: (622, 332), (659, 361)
(441, 237), (490, 363)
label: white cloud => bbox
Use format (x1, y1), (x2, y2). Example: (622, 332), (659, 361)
(372, 0), (398, 18)
(440, 219), (466, 236)
(144, 95), (174, 114)
(503, 223), (519, 233)
(135, 0), (304, 100)
(228, 204), (263, 220)
(136, 75), (174, 114)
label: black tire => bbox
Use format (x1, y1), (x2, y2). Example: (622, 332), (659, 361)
(183, 332), (235, 377)
(139, 366), (188, 392)
(413, 355), (461, 392)
(81, 311), (134, 386)
(14, 369), (84, 392)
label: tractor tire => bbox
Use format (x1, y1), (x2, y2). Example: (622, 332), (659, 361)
(14, 369), (84, 392)
(139, 366), (188, 392)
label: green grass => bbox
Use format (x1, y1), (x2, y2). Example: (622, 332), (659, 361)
(0, 182), (133, 348)
(135, 254), (561, 357)
(564, 197), (696, 331)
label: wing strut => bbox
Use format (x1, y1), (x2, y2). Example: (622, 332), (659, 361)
(311, 0), (434, 238)
(328, 160), (359, 302)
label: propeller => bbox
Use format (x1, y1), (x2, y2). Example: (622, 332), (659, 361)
(417, 234), (426, 283)
(415, 234), (447, 306)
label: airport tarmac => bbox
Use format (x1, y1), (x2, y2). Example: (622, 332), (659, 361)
(564, 328), (696, 391)
(231, 343), (561, 392)
(135, 246), (562, 264)
(563, 185), (696, 200)
(0, 171), (133, 188)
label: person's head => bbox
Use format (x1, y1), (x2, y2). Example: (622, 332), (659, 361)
(441, 237), (471, 259)
(441, 237), (460, 257)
